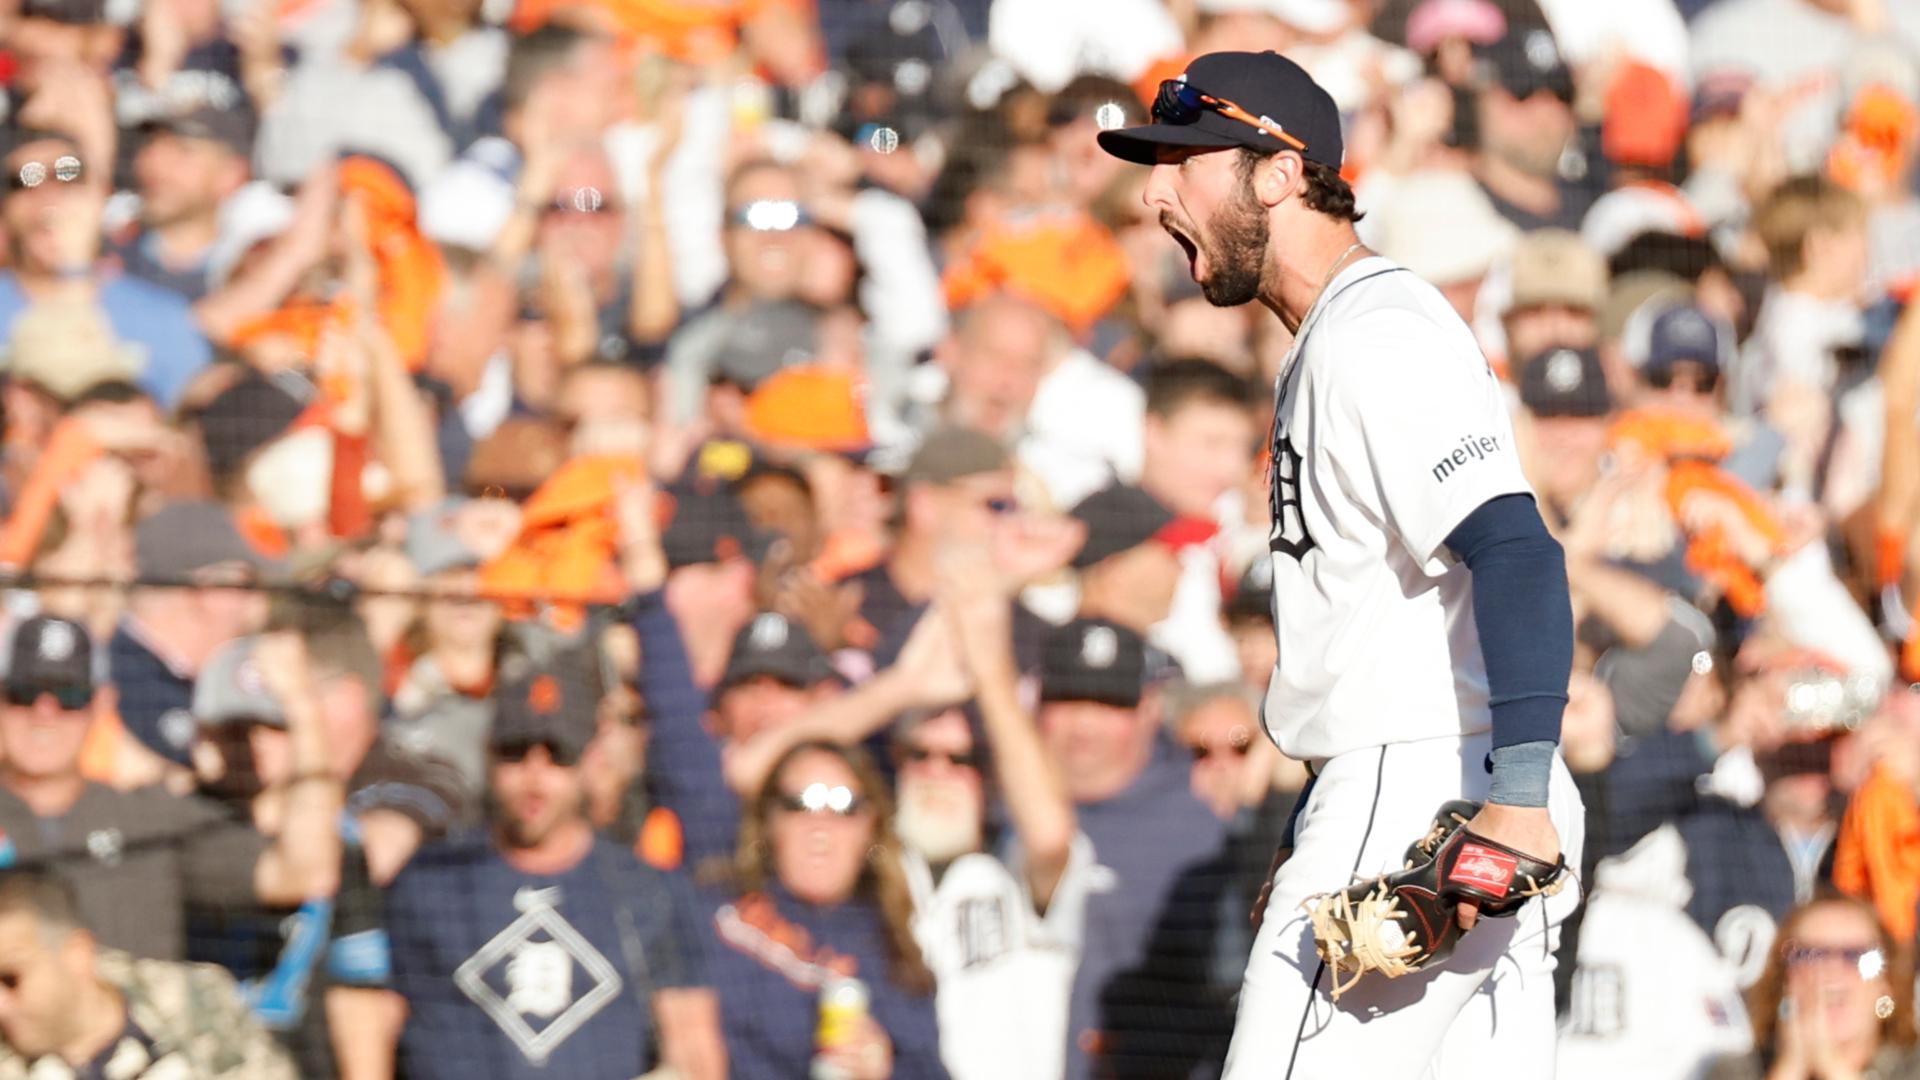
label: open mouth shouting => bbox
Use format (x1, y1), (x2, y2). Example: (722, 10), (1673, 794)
(1161, 212), (1204, 281)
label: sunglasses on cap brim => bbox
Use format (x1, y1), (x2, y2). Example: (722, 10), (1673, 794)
(1153, 81), (1310, 155)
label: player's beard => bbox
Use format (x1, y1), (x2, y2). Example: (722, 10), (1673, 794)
(895, 782), (983, 865)
(1197, 179), (1271, 307)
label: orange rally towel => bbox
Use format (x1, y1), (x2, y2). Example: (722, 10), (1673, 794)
(480, 455), (647, 630)
(943, 210), (1132, 335)
(338, 156), (446, 370)
(1835, 761), (1920, 942)
(1609, 409), (1783, 617)
(0, 418), (105, 571)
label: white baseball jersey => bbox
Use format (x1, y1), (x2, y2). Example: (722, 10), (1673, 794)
(1261, 257), (1532, 762)
(905, 835), (1096, 1080)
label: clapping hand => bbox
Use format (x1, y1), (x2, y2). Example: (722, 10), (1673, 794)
(990, 512), (1087, 592)
(611, 473), (668, 594)
(890, 600), (974, 709)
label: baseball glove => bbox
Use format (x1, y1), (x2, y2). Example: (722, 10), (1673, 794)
(1306, 803), (1567, 1000)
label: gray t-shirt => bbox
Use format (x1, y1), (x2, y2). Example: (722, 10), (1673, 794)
(0, 783), (267, 960)
(1593, 602), (1716, 739)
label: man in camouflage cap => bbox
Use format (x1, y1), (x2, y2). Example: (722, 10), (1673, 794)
(0, 872), (294, 1078)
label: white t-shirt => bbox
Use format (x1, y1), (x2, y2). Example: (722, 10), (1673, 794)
(906, 835), (1096, 1080)
(1261, 258), (1531, 762)
(1021, 350), (1146, 510)
(1152, 541), (1240, 684)
(1733, 287), (1862, 417)
(987, 0), (1182, 94)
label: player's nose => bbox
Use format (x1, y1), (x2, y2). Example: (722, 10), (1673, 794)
(1142, 165), (1177, 211)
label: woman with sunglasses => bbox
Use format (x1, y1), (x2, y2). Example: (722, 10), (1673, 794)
(706, 741), (945, 1079)
(1709, 894), (1919, 1080)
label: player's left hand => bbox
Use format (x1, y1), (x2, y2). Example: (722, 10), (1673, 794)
(1455, 803), (1559, 931)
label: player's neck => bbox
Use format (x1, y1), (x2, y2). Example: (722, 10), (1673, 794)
(1262, 226), (1368, 334)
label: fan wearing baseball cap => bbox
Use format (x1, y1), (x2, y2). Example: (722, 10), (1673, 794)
(1036, 616), (1228, 1073)
(0, 619), (342, 963)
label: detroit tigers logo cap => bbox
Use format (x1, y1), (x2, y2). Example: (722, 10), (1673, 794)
(1097, 51), (1345, 169)
(1040, 617), (1148, 709)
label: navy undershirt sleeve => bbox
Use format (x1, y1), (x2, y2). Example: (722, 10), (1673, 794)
(1444, 493), (1573, 806)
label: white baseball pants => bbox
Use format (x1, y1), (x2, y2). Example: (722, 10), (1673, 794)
(1221, 731), (1585, 1080)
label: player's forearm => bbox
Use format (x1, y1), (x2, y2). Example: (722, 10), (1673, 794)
(1446, 495), (1573, 808)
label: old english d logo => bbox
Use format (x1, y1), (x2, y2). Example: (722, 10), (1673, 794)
(1269, 436), (1314, 560)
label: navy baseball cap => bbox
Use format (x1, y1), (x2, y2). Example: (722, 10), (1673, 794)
(1040, 618), (1149, 709)
(718, 612), (834, 693)
(1097, 51), (1344, 169)
(491, 664), (600, 763)
(1519, 347), (1612, 419)
(1644, 303), (1727, 378)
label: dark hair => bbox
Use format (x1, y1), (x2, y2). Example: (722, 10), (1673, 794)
(1048, 75), (1145, 129)
(268, 594), (385, 709)
(1145, 358), (1258, 419)
(1608, 231), (1723, 284)
(502, 26), (600, 115)
(69, 379), (151, 409)
(736, 462), (813, 502)
(0, 124), (81, 164)
(1236, 148), (1363, 223)
(0, 871), (83, 936)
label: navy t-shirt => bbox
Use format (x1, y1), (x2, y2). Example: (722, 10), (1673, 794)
(385, 831), (706, 1080)
(1067, 737), (1234, 1080)
(108, 622), (198, 766)
(703, 884), (947, 1080)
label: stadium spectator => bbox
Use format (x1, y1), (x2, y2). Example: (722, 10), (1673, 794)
(115, 106), (254, 302)
(1138, 360), (1260, 683)
(1068, 483), (1217, 671)
(375, 662), (725, 1080)
(0, 871), (297, 1079)
(1707, 893), (1919, 1080)
(1039, 617), (1231, 1079)
(845, 426), (1042, 667)
(1471, 28), (1592, 231)
(0, 127), (213, 407)
(714, 544), (1092, 1079)
(1503, 228), (1607, 370)
(108, 502), (271, 769)
(0, 617), (342, 960)
(387, 499), (524, 794)
(1744, 175), (1873, 492)
(188, 634), (393, 1076)
(706, 740), (945, 1079)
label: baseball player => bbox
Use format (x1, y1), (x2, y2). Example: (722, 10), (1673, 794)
(1098, 52), (1586, 1077)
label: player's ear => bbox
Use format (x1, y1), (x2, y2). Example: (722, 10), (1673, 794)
(1252, 151), (1302, 209)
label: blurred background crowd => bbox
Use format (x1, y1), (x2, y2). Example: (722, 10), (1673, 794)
(0, 0), (1919, 1076)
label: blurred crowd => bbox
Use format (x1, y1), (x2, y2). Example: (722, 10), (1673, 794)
(1, 0), (1919, 1076)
